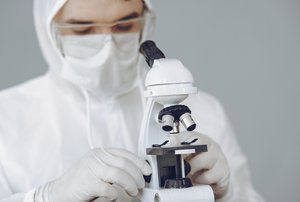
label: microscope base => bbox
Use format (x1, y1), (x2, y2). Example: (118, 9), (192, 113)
(139, 186), (215, 202)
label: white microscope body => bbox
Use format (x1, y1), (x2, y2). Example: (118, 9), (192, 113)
(138, 41), (215, 202)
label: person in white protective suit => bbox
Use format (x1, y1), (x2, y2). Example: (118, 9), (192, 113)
(0, 0), (265, 201)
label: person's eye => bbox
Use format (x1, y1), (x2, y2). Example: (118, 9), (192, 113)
(113, 23), (134, 33)
(72, 27), (94, 35)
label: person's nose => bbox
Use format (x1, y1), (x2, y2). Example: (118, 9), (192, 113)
(98, 27), (113, 34)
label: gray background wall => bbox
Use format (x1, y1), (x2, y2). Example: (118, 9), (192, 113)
(0, 0), (299, 201)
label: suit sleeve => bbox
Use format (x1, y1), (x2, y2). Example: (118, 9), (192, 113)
(213, 99), (265, 202)
(0, 162), (34, 202)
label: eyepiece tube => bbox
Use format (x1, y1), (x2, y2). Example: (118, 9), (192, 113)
(139, 40), (166, 67)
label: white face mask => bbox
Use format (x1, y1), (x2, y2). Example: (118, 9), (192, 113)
(59, 33), (140, 98)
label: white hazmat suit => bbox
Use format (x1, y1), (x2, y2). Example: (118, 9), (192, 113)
(0, 0), (264, 201)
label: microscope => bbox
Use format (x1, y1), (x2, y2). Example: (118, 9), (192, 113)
(138, 41), (215, 202)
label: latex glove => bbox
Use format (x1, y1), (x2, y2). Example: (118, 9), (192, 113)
(182, 131), (230, 199)
(34, 148), (152, 202)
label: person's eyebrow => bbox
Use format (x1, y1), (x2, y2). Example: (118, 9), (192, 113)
(117, 12), (140, 21)
(65, 12), (140, 24)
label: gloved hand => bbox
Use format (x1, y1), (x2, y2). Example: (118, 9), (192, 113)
(181, 131), (230, 199)
(34, 148), (152, 202)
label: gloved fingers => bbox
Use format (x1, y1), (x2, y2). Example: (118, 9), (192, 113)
(191, 159), (229, 185)
(90, 180), (119, 201)
(107, 149), (152, 176)
(100, 166), (139, 197)
(89, 151), (139, 196)
(96, 149), (146, 189)
(192, 162), (230, 199)
(186, 151), (218, 175)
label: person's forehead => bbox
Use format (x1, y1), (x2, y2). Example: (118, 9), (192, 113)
(55, 0), (144, 23)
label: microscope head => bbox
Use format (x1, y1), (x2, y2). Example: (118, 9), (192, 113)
(140, 41), (198, 105)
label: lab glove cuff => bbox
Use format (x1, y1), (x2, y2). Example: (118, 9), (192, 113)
(33, 183), (53, 202)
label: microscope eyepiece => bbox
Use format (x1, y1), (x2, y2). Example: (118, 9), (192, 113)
(180, 113), (196, 131)
(161, 114), (174, 132)
(139, 40), (166, 67)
